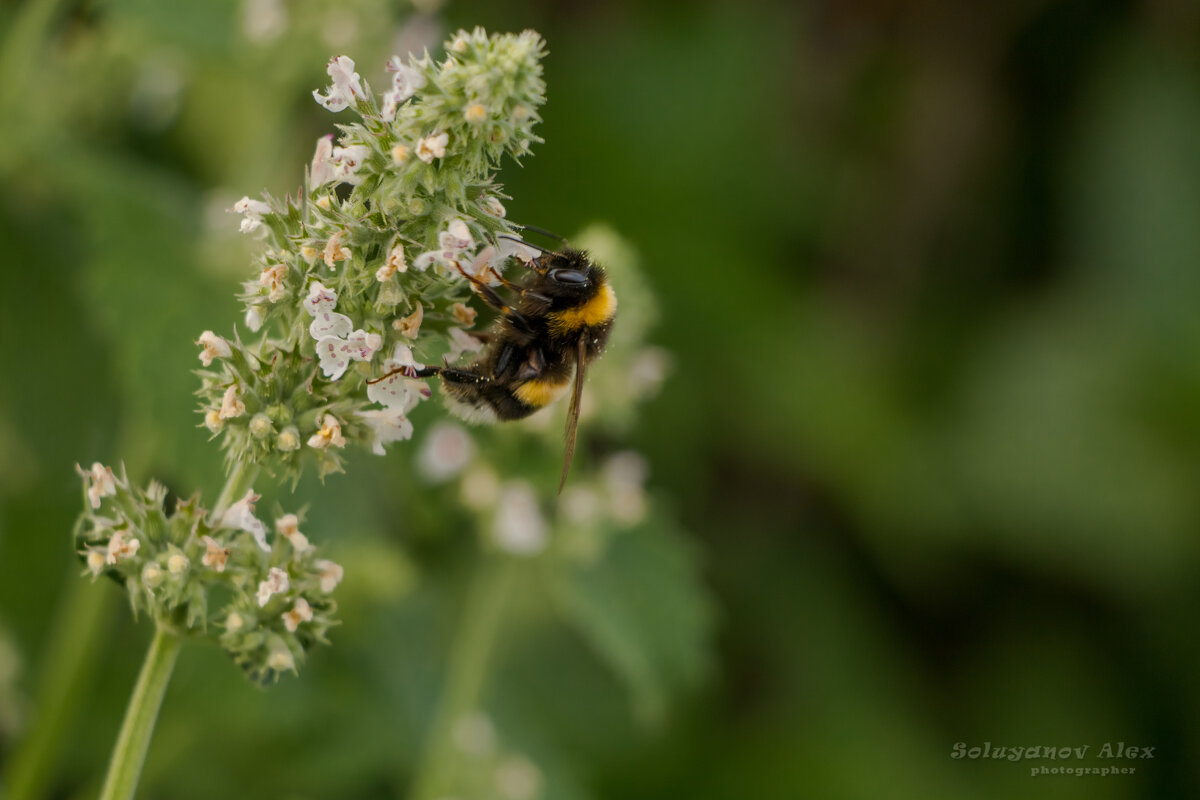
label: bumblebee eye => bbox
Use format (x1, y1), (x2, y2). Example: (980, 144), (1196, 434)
(550, 269), (589, 286)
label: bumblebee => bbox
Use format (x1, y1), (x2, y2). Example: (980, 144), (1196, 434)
(376, 238), (617, 490)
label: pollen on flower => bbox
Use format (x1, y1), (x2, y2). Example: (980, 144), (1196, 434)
(249, 413), (272, 439)
(300, 245), (319, 263)
(277, 427), (301, 451)
(394, 301), (423, 339)
(219, 384), (247, 419)
(391, 143), (409, 163)
(282, 597), (313, 632)
(450, 302), (477, 326)
(307, 414), (346, 449)
(416, 131), (449, 163)
(377, 241), (406, 281)
(256, 566), (290, 607)
(463, 102), (487, 123)
(314, 195), (332, 210)
(105, 530), (141, 565)
(275, 514), (311, 552)
(142, 563), (164, 589)
(323, 232), (351, 268)
(204, 409), (225, 434)
(201, 535), (230, 572)
(258, 264), (288, 302)
(85, 548), (106, 576)
(167, 553), (189, 575)
(197, 331), (233, 366)
(315, 559), (343, 593)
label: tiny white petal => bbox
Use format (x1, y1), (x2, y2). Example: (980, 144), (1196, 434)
(303, 281), (339, 316)
(308, 310), (353, 340)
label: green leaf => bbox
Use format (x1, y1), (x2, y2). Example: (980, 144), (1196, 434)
(550, 518), (712, 724)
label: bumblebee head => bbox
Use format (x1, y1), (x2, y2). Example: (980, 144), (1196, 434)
(536, 248), (607, 300)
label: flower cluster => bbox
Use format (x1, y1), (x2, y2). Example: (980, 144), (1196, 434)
(201, 28), (547, 480)
(74, 463), (342, 684)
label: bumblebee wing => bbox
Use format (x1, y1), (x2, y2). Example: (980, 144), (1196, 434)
(559, 334), (588, 493)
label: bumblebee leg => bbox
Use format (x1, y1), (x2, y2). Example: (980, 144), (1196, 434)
(452, 262), (538, 334)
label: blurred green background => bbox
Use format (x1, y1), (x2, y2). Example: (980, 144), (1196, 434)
(2, 0), (1200, 798)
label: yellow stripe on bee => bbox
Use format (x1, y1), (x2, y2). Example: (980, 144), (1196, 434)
(514, 377), (570, 408)
(548, 284), (617, 335)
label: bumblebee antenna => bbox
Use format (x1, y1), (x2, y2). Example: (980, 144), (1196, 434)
(518, 224), (569, 245)
(497, 234), (556, 256)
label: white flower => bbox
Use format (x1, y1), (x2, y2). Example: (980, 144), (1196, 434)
(258, 264), (288, 302)
(413, 219), (474, 272)
(492, 482), (546, 556)
(85, 548), (106, 576)
(380, 56), (427, 122)
(603, 451), (649, 525)
(312, 55), (365, 112)
(309, 135), (336, 186)
(335, 143), (370, 181)
(267, 639), (295, 672)
(446, 328), (485, 363)
(308, 310), (352, 340)
(219, 384), (246, 419)
(376, 241), (407, 281)
(302, 281), (339, 316)
(307, 413), (346, 449)
(220, 490), (270, 552)
(80, 462), (117, 509)
(249, 412), (272, 439)
(316, 328), (381, 380)
(167, 553), (189, 575)
(358, 407), (415, 455)
(197, 330), (233, 366)
(367, 344), (430, 409)
(497, 237), (541, 265)
(201, 535), (230, 572)
(315, 559), (344, 593)
(482, 194), (506, 217)
(245, 304), (265, 332)
(415, 131), (448, 163)
(323, 230), (351, 268)
(256, 566), (290, 607)
(231, 196), (271, 234)
(417, 422), (473, 482)
(105, 529), (141, 564)
(282, 597), (313, 632)
(275, 513), (311, 553)
(242, 0), (287, 43)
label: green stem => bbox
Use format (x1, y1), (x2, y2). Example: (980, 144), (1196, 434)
(97, 627), (182, 800)
(409, 555), (516, 800)
(213, 461), (260, 517)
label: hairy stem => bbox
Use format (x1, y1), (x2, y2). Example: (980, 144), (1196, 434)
(409, 554), (516, 800)
(213, 461), (260, 517)
(97, 627), (182, 800)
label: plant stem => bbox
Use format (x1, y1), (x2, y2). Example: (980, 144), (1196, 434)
(97, 627), (182, 800)
(409, 554), (516, 800)
(212, 461), (260, 517)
